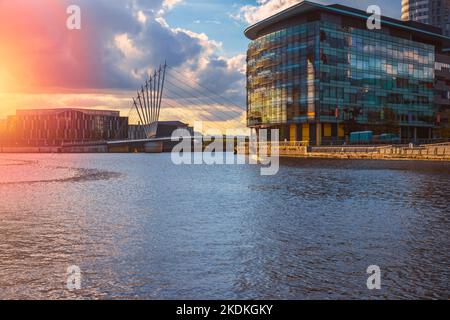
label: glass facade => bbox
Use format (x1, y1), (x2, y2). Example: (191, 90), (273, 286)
(246, 9), (444, 142)
(247, 21), (320, 127)
(435, 53), (450, 137)
(319, 21), (435, 127)
(8, 109), (129, 146)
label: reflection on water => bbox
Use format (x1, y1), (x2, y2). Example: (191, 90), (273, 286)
(0, 154), (449, 299)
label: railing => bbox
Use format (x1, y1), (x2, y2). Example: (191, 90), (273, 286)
(237, 140), (450, 159)
(423, 142), (450, 147)
(61, 140), (108, 147)
(279, 141), (310, 147)
(319, 138), (450, 146)
(311, 146), (386, 154)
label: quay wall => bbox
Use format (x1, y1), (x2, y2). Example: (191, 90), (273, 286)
(0, 146), (61, 153)
(2, 142), (449, 161)
(237, 143), (450, 161)
(0, 145), (108, 153)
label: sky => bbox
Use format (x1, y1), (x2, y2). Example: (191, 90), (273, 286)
(0, 0), (402, 127)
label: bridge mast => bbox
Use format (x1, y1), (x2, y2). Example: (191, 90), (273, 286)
(131, 63), (167, 139)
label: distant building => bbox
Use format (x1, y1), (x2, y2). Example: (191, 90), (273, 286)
(155, 121), (194, 138)
(402, 0), (450, 36)
(245, 1), (450, 144)
(401, 0), (431, 24)
(128, 124), (146, 140)
(12, 108), (128, 146)
(0, 116), (18, 146)
(0, 119), (6, 141)
(430, 0), (450, 37)
(128, 121), (193, 140)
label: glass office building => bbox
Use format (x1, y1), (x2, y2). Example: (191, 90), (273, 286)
(245, 1), (450, 144)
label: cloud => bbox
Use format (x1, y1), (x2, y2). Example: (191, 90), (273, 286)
(162, 0), (184, 11)
(0, 0), (244, 94)
(234, 0), (302, 25)
(0, 0), (247, 127)
(78, 0), (247, 108)
(233, 0), (400, 25)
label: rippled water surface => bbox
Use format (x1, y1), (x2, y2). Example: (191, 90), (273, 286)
(0, 153), (449, 299)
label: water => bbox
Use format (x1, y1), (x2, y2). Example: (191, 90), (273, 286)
(0, 153), (449, 300)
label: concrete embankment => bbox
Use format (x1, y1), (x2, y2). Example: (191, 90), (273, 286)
(0, 139), (182, 153)
(0, 146), (62, 153)
(310, 144), (450, 161)
(2, 142), (449, 161)
(237, 143), (450, 161)
(0, 145), (108, 153)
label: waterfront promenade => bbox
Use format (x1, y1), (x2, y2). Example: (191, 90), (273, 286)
(237, 142), (450, 161)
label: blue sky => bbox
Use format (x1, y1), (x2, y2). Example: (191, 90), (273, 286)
(165, 0), (402, 57)
(164, 0), (256, 56)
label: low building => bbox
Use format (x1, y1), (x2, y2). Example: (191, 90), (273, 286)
(155, 121), (194, 138)
(128, 121), (193, 140)
(13, 108), (128, 146)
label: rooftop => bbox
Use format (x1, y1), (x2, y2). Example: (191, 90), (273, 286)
(16, 108), (121, 117)
(158, 121), (190, 126)
(244, 0), (450, 49)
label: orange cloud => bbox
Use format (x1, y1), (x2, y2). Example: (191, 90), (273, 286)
(0, 0), (99, 95)
(0, 1), (246, 132)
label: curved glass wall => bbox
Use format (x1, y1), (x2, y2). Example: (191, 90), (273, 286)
(247, 19), (436, 132)
(247, 21), (320, 127)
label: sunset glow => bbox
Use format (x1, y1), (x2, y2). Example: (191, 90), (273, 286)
(0, 0), (117, 116)
(0, 0), (250, 127)
(0, 0), (449, 303)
